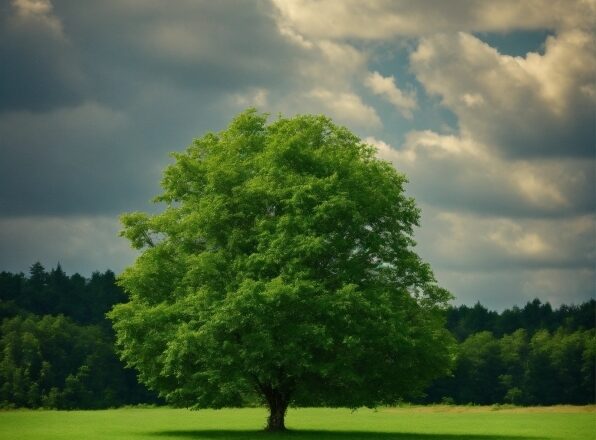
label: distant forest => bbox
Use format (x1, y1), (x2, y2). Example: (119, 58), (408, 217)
(0, 263), (594, 409)
(0, 263), (159, 409)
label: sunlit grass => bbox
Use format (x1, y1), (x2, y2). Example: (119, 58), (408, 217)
(1, 406), (594, 440)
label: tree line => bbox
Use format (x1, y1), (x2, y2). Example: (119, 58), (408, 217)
(0, 263), (159, 409)
(446, 300), (595, 341)
(423, 300), (595, 405)
(0, 263), (594, 408)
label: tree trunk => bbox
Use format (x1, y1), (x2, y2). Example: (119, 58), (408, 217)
(265, 388), (289, 432)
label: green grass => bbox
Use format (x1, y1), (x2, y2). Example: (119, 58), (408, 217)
(1, 406), (594, 440)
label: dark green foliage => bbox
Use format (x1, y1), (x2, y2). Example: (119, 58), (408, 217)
(0, 264), (158, 409)
(446, 298), (595, 341)
(455, 332), (504, 404)
(446, 302), (499, 341)
(0, 263), (126, 327)
(524, 329), (595, 405)
(0, 314), (118, 408)
(432, 298), (595, 405)
(425, 326), (595, 405)
(0, 271), (25, 319)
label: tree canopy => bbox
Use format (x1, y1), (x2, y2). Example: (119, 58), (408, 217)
(109, 109), (454, 431)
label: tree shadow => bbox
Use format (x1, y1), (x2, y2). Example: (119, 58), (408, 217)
(148, 429), (540, 440)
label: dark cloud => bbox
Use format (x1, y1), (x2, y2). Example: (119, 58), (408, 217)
(0, 0), (303, 114)
(52, 0), (299, 106)
(0, 0), (85, 112)
(0, 89), (232, 216)
(0, 0), (305, 217)
(434, 268), (595, 311)
(0, 215), (137, 275)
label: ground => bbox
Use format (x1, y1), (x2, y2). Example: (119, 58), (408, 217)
(1, 406), (594, 440)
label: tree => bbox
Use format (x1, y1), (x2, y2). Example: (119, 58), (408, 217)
(453, 331), (503, 404)
(525, 329), (560, 404)
(24, 262), (49, 315)
(109, 109), (454, 431)
(446, 302), (498, 341)
(498, 329), (528, 404)
(0, 314), (106, 408)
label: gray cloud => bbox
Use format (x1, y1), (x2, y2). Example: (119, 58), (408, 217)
(0, 0), (308, 217)
(0, 215), (137, 275)
(0, 0), (85, 112)
(0, 0), (593, 311)
(415, 205), (594, 272)
(370, 133), (595, 218)
(0, 88), (236, 216)
(51, 0), (300, 104)
(412, 204), (594, 308)
(434, 268), (595, 311)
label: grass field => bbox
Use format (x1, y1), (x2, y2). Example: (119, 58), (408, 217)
(1, 406), (594, 440)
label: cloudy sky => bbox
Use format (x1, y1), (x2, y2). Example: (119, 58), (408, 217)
(1, 0), (594, 309)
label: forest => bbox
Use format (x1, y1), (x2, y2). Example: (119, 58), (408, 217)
(0, 263), (593, 409)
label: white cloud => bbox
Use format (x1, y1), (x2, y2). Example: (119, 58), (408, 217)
(415, 205), (594, 272)
(276, 20), (314, 49)
(231, 88), (269, 109)
(366, 17), (595, 310)
(14, 0), (52, 16)
(369, 132), (594, 217)
(461, 93), (484, 108)
(262, 20), (375, 131)
(272, 0), (594, 40)
(288, 39), (368, 92)
(364, 71), (417, 119)
(308, 88), (382, 128)
(410, 30), (595, 158)
(11, 0), (64, 36)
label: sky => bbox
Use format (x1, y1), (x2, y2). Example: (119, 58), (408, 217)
(0, 0), (594, 310)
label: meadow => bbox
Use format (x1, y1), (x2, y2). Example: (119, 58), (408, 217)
(1, 406), (594, 440)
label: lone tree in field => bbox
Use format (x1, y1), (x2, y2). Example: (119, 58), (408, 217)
(109, 110), (454, 431)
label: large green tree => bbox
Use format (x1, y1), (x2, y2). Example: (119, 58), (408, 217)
(109, 110), (454, 431)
